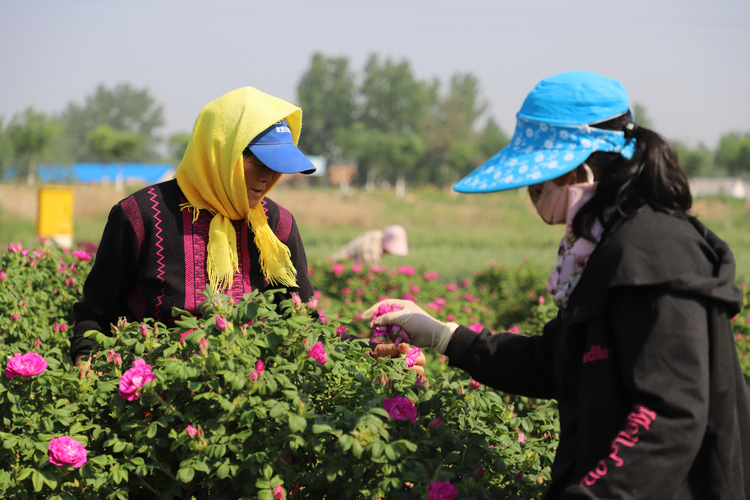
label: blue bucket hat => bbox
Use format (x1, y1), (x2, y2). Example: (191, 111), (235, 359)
(454, 71), (636, 194)
(247, 119), (317, 174)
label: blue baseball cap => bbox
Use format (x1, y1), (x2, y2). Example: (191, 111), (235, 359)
(454, 71), (636, 194)
(247, 119), (317, 175)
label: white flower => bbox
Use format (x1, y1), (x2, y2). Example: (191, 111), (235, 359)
(525, 146), (534, 154)
(508, 158), (518, 166)
(535, 153), (545, 163)
(485, 166), (495, 173)
(559, 130), (569, 140)
(581, 138), (592, 148)
(544, 140), (554, 149)
(514, 137), (522, 146)
(539, 123), (549, 131)
(564, 152), (575, 161)
(548, 161), (559, 169)
(493, 171), (503, 179)
(518, 165), (528, 174)
(526, 128), (534, 138)
(530, 171), (542, 180)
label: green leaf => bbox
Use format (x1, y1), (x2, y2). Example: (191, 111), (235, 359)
(216, 463), (230, 479)
(289, 415), (307, 433)
(16, 468), (34, 481)
(521, 418), (533, 433)
(146, 422), (158, 439)
(312, 424), (333, 434)
(177, 467), (194, 483)
(338, 434), (353, 451)
(385, 444), (399, 461)
(370, 442), (384, 459)
(31, 470), (44, 492)
(352, 440), (363, 458)
(41, 470), (58, 489)
(113, 441), (127, 453)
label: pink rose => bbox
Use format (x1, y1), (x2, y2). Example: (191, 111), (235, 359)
(308, 297), (319, 309)
(109, 349), (122, 366)
(21, 249), (30, 256)
(118, 359), (156, 401)
(446, 314), (456, 321)
(273, 484), (286, 500)
(427, 479), (457, 500)
(186, 425), (198, 438)
(429, 418), (441, 430)
(331, 263), (345, 275)
(8, 242), (21, 253)
(139, 324), (149, 337)
(475, 468), (486, 479)
(0, 270), (6, 280)
(11, 313), (19, 322)
(34, 338), (40, 347)
(469, 379), (481, 390)
(352, 263), (362, 273)
(336, 325), (347, 337)
(402, 293), (416, 302)
(60, 323), (67, 332)
(291, 292), (301, 306)
(397, 266), (415, 276)
(6, 352), (47, 378)
(409, 283), (420, 294)
(460, 279), (470, 288)
(199, 338), (208, 356)
(216, 316), (228, 332)
(517, 432), (525, 443)
(383, 396), (417, 423)
(423, 271), (439, 281)
(508, 326), (520, 334)
(404, 347), (421, 368)
(539, 296), (545, 305)
(72, 250), (92, 261)
(48, 436), (87, 468)
(468, 324), (483, 333)
(445, 283), (458, 291)
(308, 342), (327, 364)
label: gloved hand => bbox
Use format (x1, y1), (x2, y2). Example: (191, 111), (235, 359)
(362, 299), (457, 353)
(372, 342), (427, 377)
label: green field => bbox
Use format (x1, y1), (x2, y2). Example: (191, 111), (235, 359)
(2, 184), (749, 284)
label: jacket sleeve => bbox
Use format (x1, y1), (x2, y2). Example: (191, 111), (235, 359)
(444, 319), (558, 399)
(70, 204), (140, 362)
(565, 286), (710, 499)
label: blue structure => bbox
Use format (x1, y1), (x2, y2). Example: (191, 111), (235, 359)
(31, 163), (175, 184)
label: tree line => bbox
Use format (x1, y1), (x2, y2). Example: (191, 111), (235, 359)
(1, 53), (748, 188)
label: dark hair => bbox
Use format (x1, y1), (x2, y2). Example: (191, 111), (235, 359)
(572, 113), (692, 241)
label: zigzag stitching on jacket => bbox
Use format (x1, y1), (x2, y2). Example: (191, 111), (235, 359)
(149, 187), (167, 320)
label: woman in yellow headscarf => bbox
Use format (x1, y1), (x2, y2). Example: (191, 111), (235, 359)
(70, 87), (318, 365)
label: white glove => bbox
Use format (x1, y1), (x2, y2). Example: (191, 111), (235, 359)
(361, 299), (459, 354)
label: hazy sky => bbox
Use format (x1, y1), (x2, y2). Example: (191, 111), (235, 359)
(1, 0), (748, 148)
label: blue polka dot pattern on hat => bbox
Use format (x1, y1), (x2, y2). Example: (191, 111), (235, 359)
(454, 117), (636, 194)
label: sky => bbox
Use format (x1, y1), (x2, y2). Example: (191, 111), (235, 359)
(1, 0), (749, 149)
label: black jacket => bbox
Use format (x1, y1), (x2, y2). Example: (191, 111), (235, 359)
(446, 205), (750, 499)
(70, 180), (314, 362)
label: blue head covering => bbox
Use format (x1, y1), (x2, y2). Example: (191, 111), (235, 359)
(454, 71), (636, 193)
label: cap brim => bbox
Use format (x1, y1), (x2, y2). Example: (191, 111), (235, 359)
(453, 146), (592, 193)
(250, 144), (317, 175)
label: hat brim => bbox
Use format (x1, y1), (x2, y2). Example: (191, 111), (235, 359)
(250, 144), (317, 175)
(453, 146), (592, 194)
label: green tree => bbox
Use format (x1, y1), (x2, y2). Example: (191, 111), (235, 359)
(0, 118), (14, 180)
(674, 142), (715, 178)
(296, 53), (356, 161)
(88, 125), (147, 190)
(62, 83), (164, 162)
(6, 107), (58, 186)
(167, 132), (191, 164)
(715, 132), (750, 178)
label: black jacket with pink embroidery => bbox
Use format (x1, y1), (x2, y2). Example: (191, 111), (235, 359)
(446, 204), (750, 499)
(70, 179), (313, 362)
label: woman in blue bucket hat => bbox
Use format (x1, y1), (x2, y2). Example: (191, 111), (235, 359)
(364, 71), (750, 498)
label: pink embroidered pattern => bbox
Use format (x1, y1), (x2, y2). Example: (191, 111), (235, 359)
(149, 188), (168, 320)
(579, 405), (657, 487)
(120, 196), (145, 251)
(182, 200), (196, 314)
(275, 204), (293, 244)
(582, 345), (612, 363)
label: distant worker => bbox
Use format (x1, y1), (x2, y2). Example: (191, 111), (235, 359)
(329, 224), (409, 265)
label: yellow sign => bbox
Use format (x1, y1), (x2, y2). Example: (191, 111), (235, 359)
(37, 187), (74, 248)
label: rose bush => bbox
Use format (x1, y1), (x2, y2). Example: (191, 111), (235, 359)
(2, 244), (748, 499)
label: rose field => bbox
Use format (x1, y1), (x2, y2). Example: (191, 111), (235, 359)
(1, 241), (750, 500)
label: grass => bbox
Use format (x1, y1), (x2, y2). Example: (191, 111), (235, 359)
(1, 183), (748, 284)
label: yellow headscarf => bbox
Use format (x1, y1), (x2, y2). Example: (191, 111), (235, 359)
(175, 87), (302, 292)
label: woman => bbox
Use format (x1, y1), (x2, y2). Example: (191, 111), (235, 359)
(364, 71), (750, 498)
(70, 87), (319, 365)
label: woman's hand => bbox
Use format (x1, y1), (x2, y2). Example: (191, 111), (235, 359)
(372, 342), (426, 377)
(362, 299), (447, 349)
